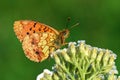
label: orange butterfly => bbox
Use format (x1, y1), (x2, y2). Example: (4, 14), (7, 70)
(14, 20), (69, 62)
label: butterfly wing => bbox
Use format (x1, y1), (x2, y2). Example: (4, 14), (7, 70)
(22, 32), (57, 62)
(14, 20), (59, 62)
(14, 20), (59, 42)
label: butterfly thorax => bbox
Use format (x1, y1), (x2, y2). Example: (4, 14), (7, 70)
(55, 29), (69, 48)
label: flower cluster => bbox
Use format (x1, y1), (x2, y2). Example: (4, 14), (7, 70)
(37, 40), (120, 80)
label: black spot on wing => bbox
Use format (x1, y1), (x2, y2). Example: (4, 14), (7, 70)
(26, 32), (29, 35)
(33, 22), (37, 27)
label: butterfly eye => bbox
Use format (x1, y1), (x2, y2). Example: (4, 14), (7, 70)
(63, 32), (67, 35)
(61, 30), (69, 38)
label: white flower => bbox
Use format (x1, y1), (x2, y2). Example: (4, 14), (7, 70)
(36, 69), (53, 80)
(43, 69), (53, 75)
(36, 72), (44, 80)
(36, 40), (119, 80)
(51, 49), (61, 58)
(77, 40), (85, 44)
(68, 42), (77, 46)
(109, 69), (118, 75)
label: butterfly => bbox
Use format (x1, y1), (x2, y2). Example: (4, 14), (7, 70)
(14, 20), (69, 62)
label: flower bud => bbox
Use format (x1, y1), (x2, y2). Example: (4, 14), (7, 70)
(109, 55), (115, 66)
(108, 72), (117, 80)
(53, 53), (61, 64)
(70, 43), (76, 54)
(90, 47), (98, 62)
(103, 50), (110, 66)
(61, 50), (71, 62)
(53, 73), (59, 80)
(96, 51), (103, 62)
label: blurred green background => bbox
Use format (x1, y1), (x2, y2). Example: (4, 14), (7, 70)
(0, 0), (120, 80)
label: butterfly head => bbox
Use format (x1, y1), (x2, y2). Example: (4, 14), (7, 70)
(58, 29), (69, 46)
(57, 22), (79, 47)
(60, 29), (69, 38)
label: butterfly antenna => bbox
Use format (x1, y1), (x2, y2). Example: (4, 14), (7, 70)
(65, 17), (80, 30)
(65, 17), (71, 29)
(69, 22), (80, 30)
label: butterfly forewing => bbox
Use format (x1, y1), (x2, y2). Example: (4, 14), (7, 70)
(14, 20), (59, 42)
